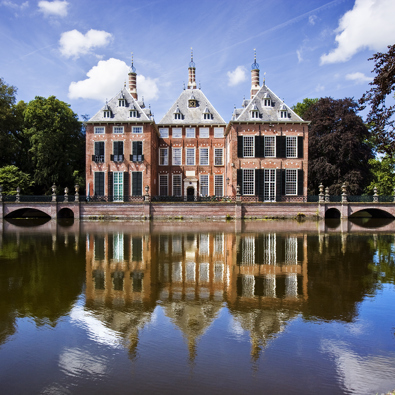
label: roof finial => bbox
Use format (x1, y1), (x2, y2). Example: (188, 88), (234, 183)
(124, 81), (126, 88)
(183, 82), (185, 90)
(130, 52), (136, 73)
(263, 72), (266, 85)
(199, 81), (201, 89)
(189, 47), (195, 68)
(251, 48), (259, 70)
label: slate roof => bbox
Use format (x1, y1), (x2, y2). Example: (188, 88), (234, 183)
(87, 87), (153, 123)
(158, 89), (226, 125)
(231, 83), (306, 123)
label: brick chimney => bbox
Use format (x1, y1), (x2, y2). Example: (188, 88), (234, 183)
(187, 48), (197, 89)
(250, 49), (260, 99)
(128, 53), (138, 99)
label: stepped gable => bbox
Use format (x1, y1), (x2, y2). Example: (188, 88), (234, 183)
(158, 88), (226, 125)
(232, 84), (304, 123)
(88, 87), (153, 122)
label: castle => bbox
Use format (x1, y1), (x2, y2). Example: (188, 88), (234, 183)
(85, 52), (309, 201)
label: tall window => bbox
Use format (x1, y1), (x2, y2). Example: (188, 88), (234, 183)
(113, 141), (124, 162)
(131, 141), (143, 162)
(200, 148), (209, 165)
(159, 148), (168, 165)
(214, 127), (224, 138)
(94, 141), (104, 162)
(172, 128), (182, 138)
(243, 169), (254, 195)
(286, 136), (297, 158)
(173, 148), (182, 165)
(173, 174), (182, 196)
(264, 136), (276, 157)
(113, 172), (124, 201)
(132, 126), (143, 134)
(94, 172), (105, 195)
(94, 127), (105, 134)
(243, 136), (254, 157)
(186, 128), (195, 138)
(200, 174), (209, 196)
(199, 128), (209, 138)
(285, 169), (297, 195)
(131, 172), (142, 196)
(159, 128), (169, 138)
(199, 234), (209, 256)
(159, 174), (168, 196)
(113, 126), (124, 134)
(214, 148), (223, 165)
(264, 169), (276, 201)
(214, 175), (223, 197)
(186, 148), (195, 165)
(118, 99), (126, 107)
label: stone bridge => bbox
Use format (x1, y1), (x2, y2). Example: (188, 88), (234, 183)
(1, 200), (395, 220)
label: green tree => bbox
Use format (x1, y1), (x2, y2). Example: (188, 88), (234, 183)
(365, 155), (395, 195)
(24, 96), (85, 194)
(305, 97), (373, 195)
(360, 44), (395, 157)
(291, 98), (319, 120)
(0, 165), (34, 195)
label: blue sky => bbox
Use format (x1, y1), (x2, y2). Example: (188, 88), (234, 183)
(1, 0), (395, 121)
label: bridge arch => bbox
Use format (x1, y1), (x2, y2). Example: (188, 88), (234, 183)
(4, 207), (51, 219)
(58, 208), (74, 218)
(325, 208), (341, 219)
(350, 208), (394, 219)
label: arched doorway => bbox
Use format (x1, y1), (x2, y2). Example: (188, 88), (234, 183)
(187, 186), (195, 201)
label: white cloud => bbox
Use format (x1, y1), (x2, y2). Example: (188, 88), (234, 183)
(321, 0), (395, 64)
(345, 71), (372, 84)
(59, 29), (112, 59)
(227, 66), (247, 87)
(1, 0), (29, 11)
(296, 50), (303, 63)
(38, 0), (68, 17)
(309, 15), (317, 25)
(68, 58), (159, 102)
(315, 84), (325, 92)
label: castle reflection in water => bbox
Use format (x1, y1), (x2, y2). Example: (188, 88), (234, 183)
(85, 228), (308, 359)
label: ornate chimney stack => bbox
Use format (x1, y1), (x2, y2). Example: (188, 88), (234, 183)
(251, 49), (260, 99)
(128, 52), (138, 99)
(187, 48), (197, 90)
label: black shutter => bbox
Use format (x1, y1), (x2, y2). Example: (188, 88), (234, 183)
(110, 155), (114, 161)
(255, 169), (264, 198)
(114, 141), (123, 156)
(108, 172), (113, 199)
(237, 169), (243, 194)
(298, 169), (304, 195)
(137, 141), (142, 155)
(255, 235), (264, 264)
(132, 141), (138, 156)
(276, 236), (285, 264)
(255, 136), (261, 158)
(95, 141), (104, 156)
(276, 136), (286, 158)
(298, 136), (303, 158)
(132, 172), (142, 196)
(92, 154), (95, 161)
(124, 172), (129, 198)
(282, 170), (286, 197)
(276, 169), (282, 201)
(94, 172), (104, 196)
(237, 136), (243, 158)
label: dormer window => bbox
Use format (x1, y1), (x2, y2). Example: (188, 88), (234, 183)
(174, 105), (183, 120)
(251, 110), (260, 119)
(188, 93), (197, 108)
(175, 113), (182, 120)
(103, 110), (111, 118)
(280, 111), (288, 119)
(263, 93), (271, 107)
(130, 110), (138, 118)
(119, 99), (126, 107)
(202, 106), (212, 120)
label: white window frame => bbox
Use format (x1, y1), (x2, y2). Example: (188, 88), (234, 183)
(159, 128), (169, 138)
(264, 169), (276, 202)
(172, 147), (182, 165)
(243, 136), (255, 158)
(103, 111), (111, 118)
(264, 99), (271, 106)
(119, 99), (126, 107)
(214, 127), (224, 138)
(159, 174), (168, 196)
(286, 136), (297, 158)
(264, 136), (276, 157)
(186, 148), (195, 166)
(174, 113), (182, 120)
(186, 128), (195, 138)
(94, 127), (105, 134)
(113, 171), (124, 202)
(200, 174), (209, 196)
(285, 169), (298, 195)
(243, 169), (255, 195)
(132, 126), (143, 134)
(172, 128), (182, 138)
(130, 110), (138, 118)
(280, 110), (288, 119)
(251, 110), (259, 119)
(159, 148), (168, 166)
(113, 126), (124, 134)
(199, 147), (209, 166)
(214, 174), (223, 197)
(214, 148), (223, 166)
(199, 128), (209, 138)
(172, 174), (182, 196)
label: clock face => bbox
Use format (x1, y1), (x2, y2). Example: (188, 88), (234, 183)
(189, 100), (196, 108)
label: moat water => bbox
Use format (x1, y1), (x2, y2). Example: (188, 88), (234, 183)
(0, 218), (394, 395)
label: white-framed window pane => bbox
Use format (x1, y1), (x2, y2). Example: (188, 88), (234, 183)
(113, 126), (124, 134)
(113, 233), (124, 261)
(263, 233), (276, 265)
(173, 148), (182, 165)
(264, 136), (275, 157)
(214, 148), (223, 166)
(159, 175), (168, 196)
(113, 172), (124, 202)
(200, 174), (209, 196)
(264, 169), (276, 201)
(199, 128), (209, 138)
(132, 126), (143, 134)
(285, 169), (297, 195)
(200, 148), (209, 165)
(214, 127), (224, 138)
(243, 169), (254, 195)
(130, 110), (138, 118)
(186, 128), (195, 138)
(214, 175), (223, 197)
(172, 128), (182, 138)
(286, 136), (297, 158)
(159, 128), (169, 138)
(241, 236), (255, 265)
(159, 148), (168, 165)
(285, 237), (298, 265)
(173, 174), (182, 196)
(186, 148), (195, 165)
(243, 136), (254, 157)
(94, 127), (105, 134)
